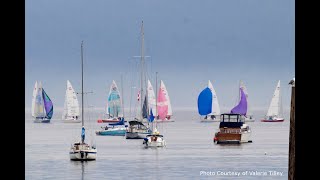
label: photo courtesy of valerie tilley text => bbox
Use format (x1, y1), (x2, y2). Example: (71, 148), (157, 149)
(199, 170), (284, 177)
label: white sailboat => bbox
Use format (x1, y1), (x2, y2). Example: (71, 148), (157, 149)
(69, 41), (97, 161)
(97, 80), (123, 123)
(31, 81), (53, 123)
(62, 80), (81, 123)
(143, 72), (166, 147)
(125, 21), (152, 139)
(96, 77), (127, 136)
(198, 80), (221, 122)
(261, 80), (284, 122)
(155, 80), (174, 122)
(239, 81), (255, 122)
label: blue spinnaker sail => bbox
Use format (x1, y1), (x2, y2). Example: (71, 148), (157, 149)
(197, 87), (212, 115)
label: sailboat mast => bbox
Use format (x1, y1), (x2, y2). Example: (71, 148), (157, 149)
(278, 81), (282, 116)
(121, 74), (124, 118)
(140, 21), (144, 119)
(81, 41), (84, 127)
(155, 72), (158, 129)
(238, 80), (242, 102)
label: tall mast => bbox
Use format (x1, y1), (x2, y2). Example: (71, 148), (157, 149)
(155, 72), (158, 129)
(278, 80), (282, 116)
(140, 21), (144, 119)
(121, 75), (125, 118)
(81, 41), (84, 127)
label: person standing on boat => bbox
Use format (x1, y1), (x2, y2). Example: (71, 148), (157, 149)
(81, 126), (85, 143)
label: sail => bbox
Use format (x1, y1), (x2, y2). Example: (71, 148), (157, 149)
(42, 88), (53, 119)
(107, 80), (123, 117)
(34, 81), (45, 117)
(142, 94), (148, 119)
(197, 87), (212, 115)
(148, 108), (155, 122)
(160, 80), (172, 116)
(231, 87), (247, 115)
(147, 80), (156, 116)
(208, 80), (220, 115)
(31, 81), (38, 117)
(64, 80), (80, 118)
(240, 81), (252, 116)
(267, 80), (281, 116)
(157, 82), (168, 120)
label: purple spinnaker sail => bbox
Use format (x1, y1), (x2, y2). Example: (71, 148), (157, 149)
(230, 88), (247, 116)
(42, 89), (53, 119)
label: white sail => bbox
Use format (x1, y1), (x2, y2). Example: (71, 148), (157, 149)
(160, 80), (172, 116)
(63, 80), (80, 119)
(34, 81), (45, 117)
(208, 80), (220, 115)
(147, 79), (156, 115)
(31, 81), (38, 117)
(107, 80), (123, 117)
(267, 80), (281, 117)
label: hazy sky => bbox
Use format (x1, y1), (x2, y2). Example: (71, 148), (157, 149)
(25, 0), (294, 113)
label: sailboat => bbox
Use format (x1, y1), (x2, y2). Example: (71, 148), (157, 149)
(69, 41), (97, 161)
(31, 81), (53, 123)
(213, 86), (252, 144)
(62, 80), (81, 123)
(143, 73), (166, 147)
(155, 80), (174, 122)
(261, 80), (284, 122)
(97, 80), (124, 123)
(197, 80), (220, 122)
(239, 81), (255, 122)
(95, 117), (126, 136)
(125, 21), (152, 139)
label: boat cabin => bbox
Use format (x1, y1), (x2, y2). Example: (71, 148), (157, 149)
(127, 120), (148, 131)
(219, 113), (244, 128)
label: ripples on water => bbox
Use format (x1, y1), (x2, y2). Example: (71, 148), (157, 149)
(26, 110), (290, 179)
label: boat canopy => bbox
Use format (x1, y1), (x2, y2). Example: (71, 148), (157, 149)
(219, 113), (244, 128)
(128, 120), (146, 126)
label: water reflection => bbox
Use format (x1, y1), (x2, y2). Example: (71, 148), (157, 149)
(70, 161), (87, 180)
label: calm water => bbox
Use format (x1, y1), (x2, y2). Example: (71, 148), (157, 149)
(26, 110), (290, 179)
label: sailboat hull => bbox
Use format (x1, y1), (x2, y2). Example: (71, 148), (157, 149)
(34, 118), (50, 123)
(96, 128), (126, 136)
(69, 151), (97, 161)
(125, 132), (151, 139)
(155, 119), (175, 123)
(70, 143), (97, 161)
(143, 138), (166, 147)
(63, 118), (81, 123)
(261, 118), (284, 122)
(200, 115), (220, 122)
(97, 118), (121, 123)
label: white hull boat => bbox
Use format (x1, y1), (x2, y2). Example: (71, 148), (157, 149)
(143, 132), (166, 147)
(69, 143), (97, 161)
